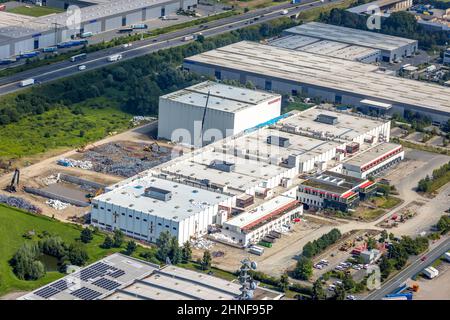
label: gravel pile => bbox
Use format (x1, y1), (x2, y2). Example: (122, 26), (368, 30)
(0, 195), (42, 214)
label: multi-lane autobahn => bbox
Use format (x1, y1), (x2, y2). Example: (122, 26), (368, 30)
(364, 236), (450, 300)
(0, 0), (342, 96)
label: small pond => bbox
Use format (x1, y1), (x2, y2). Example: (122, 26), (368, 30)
(38, 254), (59, 272)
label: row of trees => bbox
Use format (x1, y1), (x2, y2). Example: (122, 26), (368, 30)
(0, 18), (296, 126)
(320, 9), (449, 50)
(11, 235), (90, 280)
(379, 235), (429, 280)
(302, 228), (342, 258)
(417, 161), (450, 193)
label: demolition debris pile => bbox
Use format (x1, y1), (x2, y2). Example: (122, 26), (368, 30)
(0, 195), (41, 214)
(81, 142), (173, 177)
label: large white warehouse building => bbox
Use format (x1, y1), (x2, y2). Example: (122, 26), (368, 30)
(158, 81), (281, 147)
(91, 176), (235, 245)
(0, 0), (197, 59)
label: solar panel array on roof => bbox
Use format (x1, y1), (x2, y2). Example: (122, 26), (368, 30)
(79, 261), (121, 281)
(34, 286), (60, 299)
(92, 278), (121, 291)
(71, 287), (103, 300)
(110, 269), (126, 278)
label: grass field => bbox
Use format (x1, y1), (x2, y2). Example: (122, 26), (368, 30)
(7, 6), (63, 17)
(0, 97), (132, 160)
(0, 204), (122, 296)
(373, 196), (402, 210)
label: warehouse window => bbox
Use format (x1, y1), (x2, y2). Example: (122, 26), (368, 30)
(165, 225), (169, 228)
(335, 95), (342, 104)
(122, 17), (126, 26)
(128, 215), (132, 218)
(161, 7), (165, 17)
(214, 70), (221, 80)
(121, 213), (125, 216)
(173, 227), (177, 230)
(136, 217), (140, 220)
(107, 209), (111, 212)
(158, 223), (162, 226)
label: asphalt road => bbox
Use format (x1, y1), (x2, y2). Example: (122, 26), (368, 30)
(0, 0), (343, 96)
(364, 236), (450, 300)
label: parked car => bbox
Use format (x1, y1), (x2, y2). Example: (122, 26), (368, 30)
(78, 65), (86, 71)
(346, 295), (356, 300)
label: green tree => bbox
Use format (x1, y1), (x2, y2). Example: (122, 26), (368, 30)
(156, 231), (172, 262)
(342, 273), (356, 291)
(333, 284), (346, 300)
(125, 241), (137, 255)
(101, 235), (114, 249)
(201, 250), (212, 271)
(379, 255), (393, 280)
(80, 227), (93, 244)
(169, 237), (182, 264)
(66, 244), (89, 266)
(279, 273), (290, 292)
(436, 215), (450, 234)
(293, 256), (313, 280)
(181, 241), (192, 263)
(113, 229), (124, 248)
(312, 279), (326, 300)
(367, 237), (377, 250)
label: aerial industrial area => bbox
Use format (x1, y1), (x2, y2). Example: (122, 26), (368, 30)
(0, 0), (449, 305)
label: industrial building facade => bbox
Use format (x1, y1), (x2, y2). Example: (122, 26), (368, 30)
(0, 0), (197, 59)
(91, 176), (235, 245)
(342, 142), (405, 179)
(297, 171), (377, 212)
(158, 81), (281, 147)
(92, 105), (396, 246)
(184, 41), (450, 125)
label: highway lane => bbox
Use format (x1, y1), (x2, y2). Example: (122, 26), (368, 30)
(0, 0), (342, 96)
(364, 236), (450, 300)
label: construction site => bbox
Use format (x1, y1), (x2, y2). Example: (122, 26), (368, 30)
(0, 122), (186, 222)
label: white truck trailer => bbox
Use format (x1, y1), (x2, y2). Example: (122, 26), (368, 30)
(107, 54), (122, 62)
(19, 78), (35, 87)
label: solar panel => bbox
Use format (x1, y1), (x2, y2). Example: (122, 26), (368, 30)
(71, 287), (102, 300)
(92, 278), (121, 291)
(50, 279), (73, 291)
(34, 286), (60, 299)
(109, 269), (125, 278)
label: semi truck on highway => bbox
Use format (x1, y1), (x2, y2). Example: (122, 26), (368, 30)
(70, 53), (87, 62)
(182, 35), (195, 41)
(19, 79), (35, 87)
(107, 54), (122, 62)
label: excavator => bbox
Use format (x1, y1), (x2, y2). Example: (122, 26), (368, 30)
(143, 141), (161, 153)
(5, 168), (20, 193)
(86, 188), (104, 203)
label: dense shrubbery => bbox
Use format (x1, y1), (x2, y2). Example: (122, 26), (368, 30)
(417, 161), (450, 193)
(379, 235), (429, 279)
(10, 235), (90, 280)
(302, 228), (342, 258)
(320, 9), (449, 50)
(0, 18), (296, 126)
(436, 215), (450, 234)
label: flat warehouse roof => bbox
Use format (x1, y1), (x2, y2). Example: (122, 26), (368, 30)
(270, 36), (381, 61)
(344, 142), (402, 167)
(279, 108), (389, 141)
(284, 22), (417, 51)
(19, 254), (158, 300)
(185, 41), (450, 114)
(107, 266), (241, 300)
(94, 176), (230, 220)
(222, 127), (343, 161)
(162, 160), (264, 193)
(190, 150), (289, 179)
(160, 81), (280, 113)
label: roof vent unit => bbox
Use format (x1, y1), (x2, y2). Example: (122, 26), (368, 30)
(315, 114), (338, 125)
(144, 186), (172, 202)
(209, 160), (235, 172)
(267, 135), (290, 148)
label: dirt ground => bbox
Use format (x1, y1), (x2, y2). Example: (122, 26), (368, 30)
(0, 122), (173, 222)
(410, 262), (450, 300)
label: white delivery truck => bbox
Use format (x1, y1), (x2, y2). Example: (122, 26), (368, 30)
(182, 35), (195, 41)
(19, 78), (35, 87)
(107, 54), (122, 62)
